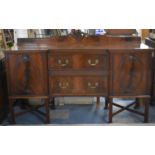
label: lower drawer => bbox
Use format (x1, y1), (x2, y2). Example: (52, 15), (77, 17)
(49, 76), (108, 96)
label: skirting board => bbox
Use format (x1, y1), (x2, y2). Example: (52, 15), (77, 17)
(55, 97), (94, 105)
(28, 97), (95, 106)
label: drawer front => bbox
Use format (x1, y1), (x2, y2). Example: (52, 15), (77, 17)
(6, 52), (48, 96)
(48, 53), (108, 70)
(49, 76), (108, 96)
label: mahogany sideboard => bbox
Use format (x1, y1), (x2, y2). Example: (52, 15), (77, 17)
(4, 35), (154, 123)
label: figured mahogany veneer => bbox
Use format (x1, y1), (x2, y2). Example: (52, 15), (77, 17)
(4, 34), (154, 123)
(48, 49), (109, 97)
(48, 51), (108, 70)
(5, 51), (48, 97)
(109, 49), (152, 96)
(5, 51), (49, 124)
(49, 76), (108, 96)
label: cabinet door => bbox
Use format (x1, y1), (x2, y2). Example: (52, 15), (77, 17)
(6, 51), (48, 96)
(110, 50), (153, 96)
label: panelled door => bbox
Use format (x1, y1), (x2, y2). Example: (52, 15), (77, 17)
(5, 51), (48, 96)
(110, 49), (153, 96)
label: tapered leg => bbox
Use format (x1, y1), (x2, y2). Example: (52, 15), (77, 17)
(134, 98), (140, 109)
(96, 97), (100, 108)
(45, 98), (50, 124)
(109, 98), (113, 123)
(144, 98), (149, 123)
(104, 97), (109, 109)
(9, 99), (16, 124)
(50, 97), (55, 109)
(150, 99), (154, 106)
(20, 99), (29, 109)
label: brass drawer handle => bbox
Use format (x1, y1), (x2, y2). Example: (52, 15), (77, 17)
(129, 55), (137, 61)
(23, 54), (30, 62)
(88, 59), (99, 66)
(59, 82), (69, 89)
(58, 59), (69, 66)
(88, 82), (99, 89)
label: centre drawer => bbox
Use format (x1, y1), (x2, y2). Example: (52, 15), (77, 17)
(49, 76), (108, 96)
(48, 53), (108, 70)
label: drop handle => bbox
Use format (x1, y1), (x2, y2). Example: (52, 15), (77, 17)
(58, 59), (69, 66)
(23, 89), (31, 94)
(88, 59), (99, 66)
(88, 82), (99, 89)
(129, 55), (136, 61)
(59, 82), (69, 89)
(23, 54), (30, 62)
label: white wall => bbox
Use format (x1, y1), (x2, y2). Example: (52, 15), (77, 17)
(13, 29), (28, 47)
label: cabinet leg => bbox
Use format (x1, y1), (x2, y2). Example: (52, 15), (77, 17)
(104, 97), (109, 109)
(9, 99), (16, 124)
(50, 97), (55, 109)
(96, 97), (100, 108)
(150, 99), (154, 106)
(134, 98), (140, 109)
(144, 98), (149, 123)
(109, 98), (113, 123)
(20, 99), (29, 109)
(147, 96), (154, 106)
(45, 98), (50, 124)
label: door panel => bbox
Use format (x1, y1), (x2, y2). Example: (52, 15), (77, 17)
(110, 50), (152, 96)
(6, 51), (48, 96)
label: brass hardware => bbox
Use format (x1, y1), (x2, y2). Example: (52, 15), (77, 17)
(88, 59), (99, 66)
(129, 55), (136, 61)
(129, 55), (134, 60)
(59, 82), (69, 89)
(88, 82), (99, 89)
(23, 89), (31, 94)
(23, 54), (30, 62)
(58, 59), (69, 66)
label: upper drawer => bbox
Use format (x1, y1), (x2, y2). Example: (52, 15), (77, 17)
(48, 53), (108, 70)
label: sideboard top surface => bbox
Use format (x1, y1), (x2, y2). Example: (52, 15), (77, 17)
(3, 35), (154, 53)
(15, 35), (146, 50)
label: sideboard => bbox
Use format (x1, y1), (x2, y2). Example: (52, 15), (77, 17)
(4, 35), (154, 123)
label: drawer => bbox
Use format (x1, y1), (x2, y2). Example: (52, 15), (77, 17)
(49, 76), (108, 96)
(48, 53), (108, 70)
